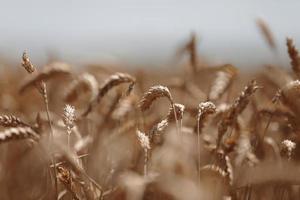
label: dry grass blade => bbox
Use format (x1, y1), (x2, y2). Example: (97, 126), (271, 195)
(0, 126), (40, 143)
(256, 18), (277, 50)
(139, 85), (173, 112)
(0, 115), (29, 127)
(209, 64), (238, 101)
(19, 62), (71, 93)
(286, 38), (300, 78)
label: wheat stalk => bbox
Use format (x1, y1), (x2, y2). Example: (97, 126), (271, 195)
(20, 52), (58, 198)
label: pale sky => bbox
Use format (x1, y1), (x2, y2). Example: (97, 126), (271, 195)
(0, 0), (300, 68)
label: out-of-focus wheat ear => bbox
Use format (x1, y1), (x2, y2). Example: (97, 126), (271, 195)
(19, 62), (71, 94)
(82, 72), (135, 117)
(0, 115), (29, 127)
(256, 18), (277, 51)
(209, 64), (238, 101)
(139, 85), (174, 112)
(21, 51), (35, 73)
(64, 73), (98, 103)
(0, 127), (40, 143)
(217, 80), (259, 148)
(286, 38), (300, 78)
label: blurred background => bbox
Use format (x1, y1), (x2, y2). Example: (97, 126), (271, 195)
(0, 0), (300, 68)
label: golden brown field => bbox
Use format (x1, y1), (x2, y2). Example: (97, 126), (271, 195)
(1, 23), (300, 200)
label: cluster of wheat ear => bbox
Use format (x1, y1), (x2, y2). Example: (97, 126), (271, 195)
(2, 21), (300, 200)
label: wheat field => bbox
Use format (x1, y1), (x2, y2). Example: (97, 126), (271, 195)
(1, 22), (300, 200)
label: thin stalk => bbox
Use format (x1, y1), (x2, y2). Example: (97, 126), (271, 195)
(197, 116), (201, 184)
(144, 149), (148, 177)
(42, 82), (58, 199)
